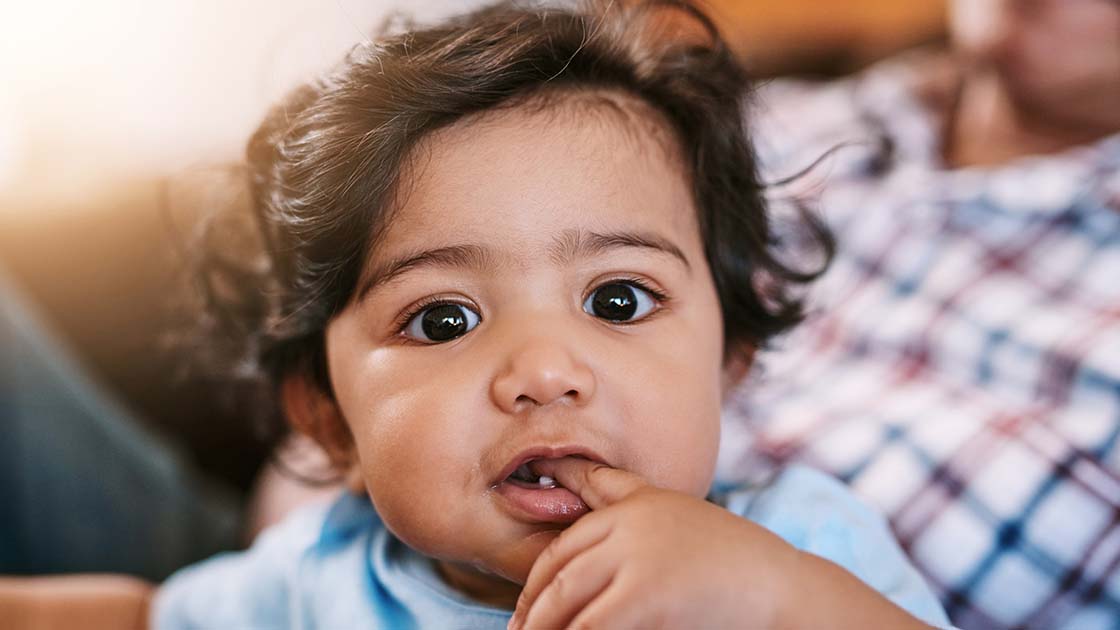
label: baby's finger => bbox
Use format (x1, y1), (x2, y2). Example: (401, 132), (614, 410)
(533, 457), (648, 510)
(511, 514), (613, 629)
(519, 543), (617, 630)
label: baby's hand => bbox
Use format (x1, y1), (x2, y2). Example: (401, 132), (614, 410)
(508, 458), (799, 630)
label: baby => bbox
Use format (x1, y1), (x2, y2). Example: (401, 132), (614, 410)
(156, 1), (951, 628)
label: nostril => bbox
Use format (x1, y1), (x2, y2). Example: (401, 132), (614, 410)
(508, 387), (585, 409)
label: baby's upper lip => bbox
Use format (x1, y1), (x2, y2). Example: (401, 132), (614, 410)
(492, 445), (609, 486)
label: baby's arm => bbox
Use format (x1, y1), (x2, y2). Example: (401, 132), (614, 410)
(773, 550), (935, 628)
(511, 459), (944, 629)
(0, 575), (153, 630)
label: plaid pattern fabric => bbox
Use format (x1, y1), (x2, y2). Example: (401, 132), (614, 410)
(718, 53), (1120, 630)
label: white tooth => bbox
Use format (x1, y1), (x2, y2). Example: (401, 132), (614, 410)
(538, 475), (555, 487)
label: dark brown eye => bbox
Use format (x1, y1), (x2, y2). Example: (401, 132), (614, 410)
(583, 282), (657, 322)
(403, 303), (480, 343)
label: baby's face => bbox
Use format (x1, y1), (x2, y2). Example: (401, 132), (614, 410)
(323, 94), (727, 600)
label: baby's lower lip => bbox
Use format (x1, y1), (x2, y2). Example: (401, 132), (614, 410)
(494, 481), (588, 524)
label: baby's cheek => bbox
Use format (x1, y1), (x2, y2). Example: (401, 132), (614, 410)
(366, 474), (468, 562)
(348, 397), (474, 550)
(633, 395), (721, 497)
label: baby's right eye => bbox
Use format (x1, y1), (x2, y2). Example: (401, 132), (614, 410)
(401, 302), (481, 343)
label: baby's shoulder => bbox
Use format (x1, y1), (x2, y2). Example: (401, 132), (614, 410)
(152, 491), (377, 629)
(718, 464), (887, 545)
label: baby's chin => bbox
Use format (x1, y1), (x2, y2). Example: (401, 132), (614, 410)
(374, 492), (577, 596)
(427, 528), (564, 607)
(489, 527), (565, 584)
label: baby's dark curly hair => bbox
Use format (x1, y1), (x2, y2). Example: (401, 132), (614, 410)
(192, 0), (833, 457)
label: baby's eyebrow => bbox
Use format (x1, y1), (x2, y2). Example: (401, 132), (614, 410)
(549, 229), (691, 271)
(358, 243), (494, 299)
(358, 229), (690, 299)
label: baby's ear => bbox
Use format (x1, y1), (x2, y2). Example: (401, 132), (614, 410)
(281, 374), (356, 469)
(720, 343), (756, 403)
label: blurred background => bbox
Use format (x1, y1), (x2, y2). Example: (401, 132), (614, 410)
(0, 0), (947, 497)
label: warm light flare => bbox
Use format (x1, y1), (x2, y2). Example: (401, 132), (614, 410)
(0, 0), (450, 213)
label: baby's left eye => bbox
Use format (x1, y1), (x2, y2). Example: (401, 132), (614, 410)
(582, 282), (659, 323)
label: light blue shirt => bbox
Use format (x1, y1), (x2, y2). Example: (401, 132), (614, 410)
(153, 465), (950, 629)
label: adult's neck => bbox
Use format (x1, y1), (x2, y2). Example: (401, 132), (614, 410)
(944, 70), (1120, 169)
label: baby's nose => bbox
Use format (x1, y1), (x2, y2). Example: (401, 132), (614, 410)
(490, 335), (596, 413)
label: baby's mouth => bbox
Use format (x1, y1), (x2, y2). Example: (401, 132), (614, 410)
(493, 456), (589, 524)
(505, 460), (561, 490)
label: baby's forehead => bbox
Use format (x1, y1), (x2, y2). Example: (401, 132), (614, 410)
(407, 86), (687, 184)
(355, 100), (702, 294)
(511, 87), (685, 159)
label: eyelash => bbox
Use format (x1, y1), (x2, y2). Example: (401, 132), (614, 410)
(391, 276), (672, 338)
(391, 294), (472, 336)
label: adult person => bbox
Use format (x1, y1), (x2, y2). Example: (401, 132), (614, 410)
(0, 264), (241, 580)
(724, 0), (1120, 628)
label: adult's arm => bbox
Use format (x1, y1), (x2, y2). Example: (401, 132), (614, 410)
(0, 574), (153, 630)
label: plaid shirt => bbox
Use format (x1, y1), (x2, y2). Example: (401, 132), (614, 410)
(718, 53), (1120, 630)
